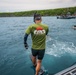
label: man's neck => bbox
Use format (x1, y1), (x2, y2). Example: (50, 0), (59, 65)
(35, 22), (41, 25)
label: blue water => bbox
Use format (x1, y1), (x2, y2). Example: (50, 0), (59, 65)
(0, 17), (76, 75)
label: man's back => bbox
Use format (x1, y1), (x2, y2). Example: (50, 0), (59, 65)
(25, 23), (48, 50)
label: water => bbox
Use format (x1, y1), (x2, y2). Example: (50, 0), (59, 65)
(0, 17), (76, 75)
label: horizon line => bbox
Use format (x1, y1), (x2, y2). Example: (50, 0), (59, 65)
(0, 6), (76, 13)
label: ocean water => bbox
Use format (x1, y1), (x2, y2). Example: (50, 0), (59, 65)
(0, 16), (76, 75)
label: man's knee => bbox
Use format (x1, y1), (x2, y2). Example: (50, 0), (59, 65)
(37, 60), (42, 63)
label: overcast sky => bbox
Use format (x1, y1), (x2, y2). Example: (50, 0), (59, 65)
(0, 0), (76, 12)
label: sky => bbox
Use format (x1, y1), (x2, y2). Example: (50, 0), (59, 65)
(0, 0), (76, 12)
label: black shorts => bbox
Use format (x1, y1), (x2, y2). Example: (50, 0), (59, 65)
(31, 48), (45, 60)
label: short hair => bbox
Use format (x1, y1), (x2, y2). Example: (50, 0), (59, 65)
(33, 13), (41, 22)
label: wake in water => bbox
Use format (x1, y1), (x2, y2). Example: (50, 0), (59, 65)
(46, 36), (76, 57)
(26, 35), (76, 58)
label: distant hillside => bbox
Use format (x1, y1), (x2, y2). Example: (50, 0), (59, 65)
(0, 6), (76, 17)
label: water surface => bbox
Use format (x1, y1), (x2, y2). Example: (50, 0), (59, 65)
(0, 17), (76, 75)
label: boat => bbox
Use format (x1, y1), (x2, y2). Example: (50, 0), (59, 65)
(57, 16), (76, 19)
(73, 25), (76, 30)
(55, 64), (76, 75)
(57, 12), (76, 19)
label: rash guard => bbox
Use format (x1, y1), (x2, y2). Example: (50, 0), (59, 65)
(25, 23), (49, 50)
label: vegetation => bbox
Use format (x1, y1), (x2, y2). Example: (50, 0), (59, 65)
(0, 6), (76, 17)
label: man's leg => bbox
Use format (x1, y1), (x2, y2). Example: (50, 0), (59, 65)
(35, 50), (45, 75)
(35, 60), (42, 75)
(32, 55), (37, 66)
(31, 49), (38, 66)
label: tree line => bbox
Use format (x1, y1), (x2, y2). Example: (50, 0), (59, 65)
(0, 6), (76, 17)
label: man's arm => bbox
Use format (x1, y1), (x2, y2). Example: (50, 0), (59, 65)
(24, 25), (32, 49)
(46, 26), (49, 35)
(24, 33), (28, 44)
(24, 33), (29, 49)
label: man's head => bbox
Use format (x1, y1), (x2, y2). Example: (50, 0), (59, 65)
(34, 13), (42, 24)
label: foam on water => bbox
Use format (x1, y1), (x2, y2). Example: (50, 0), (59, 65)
(46, 36), (76, 57)
(25, 35), (76, 58)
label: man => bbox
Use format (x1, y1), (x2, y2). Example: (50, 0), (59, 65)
(24, 13), (49, 75)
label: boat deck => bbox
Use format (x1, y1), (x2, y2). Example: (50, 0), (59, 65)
(55, 64), (76, 75)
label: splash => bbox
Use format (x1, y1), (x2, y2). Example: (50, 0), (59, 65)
(46, 37), (76, 57)
(25, 36), (76, 57)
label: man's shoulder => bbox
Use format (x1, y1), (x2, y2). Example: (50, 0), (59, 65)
(27, 24), (35, 28)
(28, 23), (48, 28)
(41, 24), (48, 28)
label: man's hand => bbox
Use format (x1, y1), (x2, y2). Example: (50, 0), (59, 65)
(24, 43), (28, 49)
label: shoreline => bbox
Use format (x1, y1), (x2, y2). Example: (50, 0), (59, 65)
(0, 6), (76, 17)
